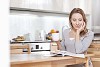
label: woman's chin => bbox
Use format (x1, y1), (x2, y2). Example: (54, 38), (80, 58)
(74, 28), (80, 30)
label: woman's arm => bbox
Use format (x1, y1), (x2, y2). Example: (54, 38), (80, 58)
(75, 31), (94, 53)
(56, 39), (66, 50)
(56, 29), (67, 50)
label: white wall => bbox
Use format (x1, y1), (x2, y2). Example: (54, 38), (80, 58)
(92, 0), (100, 25)
(0, 0), (10, 67)
(10, 11), (69, 41)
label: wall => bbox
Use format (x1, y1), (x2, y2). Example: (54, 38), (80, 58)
(0, 0), (9, 67)
(10, 10), (69, 41)
(92, 0), (100, 33)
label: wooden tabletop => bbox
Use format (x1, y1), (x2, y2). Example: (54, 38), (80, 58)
(10, 51), (94, 65)
(89, 43), (100, 48)
(10, 53), (72, 64)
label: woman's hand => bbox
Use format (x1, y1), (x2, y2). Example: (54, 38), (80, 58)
(75, 22), (85, 42)
(77, 22), (85, 33)
(54, 40), (62, 50)
(55, 40), (60, 44)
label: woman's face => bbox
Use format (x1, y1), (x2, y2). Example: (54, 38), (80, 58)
(71, 13), (84, 30)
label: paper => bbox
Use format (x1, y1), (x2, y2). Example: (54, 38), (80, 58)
(51, 51), (85, 58)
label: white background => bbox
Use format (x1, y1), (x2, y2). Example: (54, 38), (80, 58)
(0, 0), (10, 67)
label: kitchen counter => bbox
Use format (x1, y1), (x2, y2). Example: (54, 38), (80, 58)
(10, 41), (52, 44)
(11, 51), (94, 67)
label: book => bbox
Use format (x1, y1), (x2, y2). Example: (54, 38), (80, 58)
(51, 51), (85, 58)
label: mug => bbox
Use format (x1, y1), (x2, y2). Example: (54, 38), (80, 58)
(52, 33), (60, 41)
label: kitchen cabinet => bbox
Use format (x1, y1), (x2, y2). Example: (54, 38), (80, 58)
(10, 0), (91, 13)
(77, 0), (92, 14)
(10, 0), (63, 12)
(10, 44), (31, 54)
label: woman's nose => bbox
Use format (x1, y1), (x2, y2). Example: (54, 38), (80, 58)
(76, 21), (79, 25)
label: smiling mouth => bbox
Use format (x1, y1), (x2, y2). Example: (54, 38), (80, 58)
(75, 25), (81, 28)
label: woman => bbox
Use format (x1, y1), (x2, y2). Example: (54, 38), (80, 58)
(56, 8), (94, 67)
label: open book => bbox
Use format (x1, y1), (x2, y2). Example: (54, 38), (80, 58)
(51, 51), (85, 58)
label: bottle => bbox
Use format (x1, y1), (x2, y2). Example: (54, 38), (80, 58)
(40, 30), (46, 41)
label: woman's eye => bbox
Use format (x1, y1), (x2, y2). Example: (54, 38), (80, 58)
(78, 19), (82, 21)
(73, 19), (76, 21)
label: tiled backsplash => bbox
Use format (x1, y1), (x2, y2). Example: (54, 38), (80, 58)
(10, 11), (70, 41)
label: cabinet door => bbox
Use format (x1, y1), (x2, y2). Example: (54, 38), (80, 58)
(10, 44), (23, 54)
(10, 0), (91, 13)
(10, 0), (30, 8)
(10, 0), (71, 12)
(10, 44), (30, 54)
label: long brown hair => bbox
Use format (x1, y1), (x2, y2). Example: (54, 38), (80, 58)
(69, 8), (88, 36)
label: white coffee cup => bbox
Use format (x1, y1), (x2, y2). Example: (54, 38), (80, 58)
(52, 33), (60, 41)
